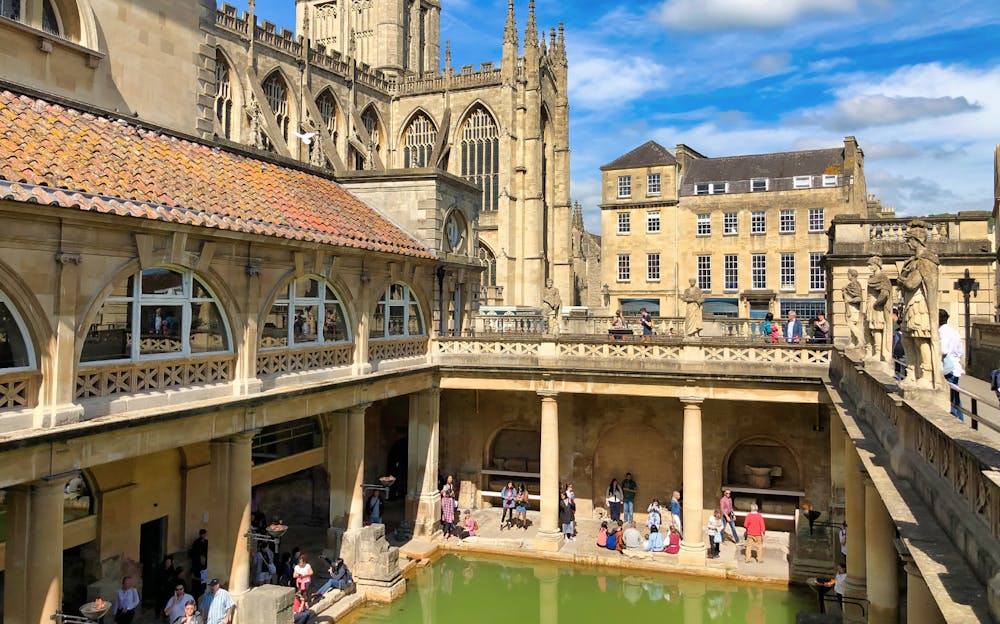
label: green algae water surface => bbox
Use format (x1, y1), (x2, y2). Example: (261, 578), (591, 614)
(341, 554), (813, 623)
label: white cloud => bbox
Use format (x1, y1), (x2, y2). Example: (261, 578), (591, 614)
(567, 55), (671, 110)
(751, 53), (793, 75)
(802, 95), (980, 130)
(655, 0), (858, 31)
(807, 57), (851, 73)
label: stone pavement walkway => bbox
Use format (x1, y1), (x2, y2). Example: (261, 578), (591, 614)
(405, 508), (794, 585)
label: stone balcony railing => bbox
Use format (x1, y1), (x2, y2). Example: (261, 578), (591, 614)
(471, 314), (782, 339)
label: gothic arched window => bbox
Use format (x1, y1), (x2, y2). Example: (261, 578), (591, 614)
(215, 52), (234, 139)
(460, 106), (500, 212)
(478, 244), (497, 288)
(402, 112), (436, 168)
(260, 276), (350, 348)
(311, 90), (338, 167)
(370, 283), (424, 339)
(0, 0), (20, 21)
(353, 106), (382, 170)
(41, 0), (61, 35)
(81, 268), (232, 362)
(262, 72), (291, 150)
(0, 291), (33, 371)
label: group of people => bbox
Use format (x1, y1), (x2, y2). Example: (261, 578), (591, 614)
(759, 311), (830, 344)
(112, 575), (232, 624)
(440, 474), (483, 539)
(610, 308), (655, 341)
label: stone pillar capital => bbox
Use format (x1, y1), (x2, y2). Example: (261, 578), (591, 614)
(536, 389), (559, 399)
(349, 402), (373, 415)
(231, 429), (259, 444)
(680, 396), (704, 405)
(420, 384), (441, 399)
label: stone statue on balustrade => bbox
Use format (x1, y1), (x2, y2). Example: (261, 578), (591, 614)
(680, 278), (704, 337)
(842, 269), (864, 349)
(864, 256), (893, 363)
(898, 220), (941, 390)
(542, 279), (562, 335)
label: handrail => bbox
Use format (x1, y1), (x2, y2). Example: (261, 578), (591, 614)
(893, 356), (1000, 434)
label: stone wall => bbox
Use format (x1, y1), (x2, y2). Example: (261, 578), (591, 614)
(969, 322), (1000, 380)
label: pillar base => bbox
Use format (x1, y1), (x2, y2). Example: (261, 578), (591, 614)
(678, 541), (706, 566)
(352, 362), (373, 376)
(232, 377), (263, 396)
(356, 576), (406, 603)
(532, 529), (565, 552)
(405, 492), (441, 539)
(326, 526), (347, 558)
(35, 402), (84, 428)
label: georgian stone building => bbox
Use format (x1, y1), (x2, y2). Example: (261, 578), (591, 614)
(0, 0), (575, 308)
(600, 138), (870, 320)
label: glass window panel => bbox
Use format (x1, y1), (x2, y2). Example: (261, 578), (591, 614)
(293, 305), (319, 343)
(262, 303), (289, 348)
(322, 303), (348, 342)
(192, 279), (212, 299)
(390, 284), (405, 301)
(0, 301), (30, 368)
(388, 305), (405, 336)
(370, 302), (386, 339)
(190, 302), (229, 353)
(82, 300), (133, 362)
(300, 278), (320, 298)
(408, 302), (423, 335)
(140, 305), (182, 355)
(141, 268), (184, 296)
(325, 285), (337, 302)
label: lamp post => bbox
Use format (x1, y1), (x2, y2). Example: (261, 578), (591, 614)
(954, 268), (979, 359)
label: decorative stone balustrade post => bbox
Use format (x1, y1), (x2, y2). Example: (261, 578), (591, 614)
(679, 397), (706, 564)
(533, 389), (564, 551)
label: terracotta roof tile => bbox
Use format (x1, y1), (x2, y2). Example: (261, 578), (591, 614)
(0, 89), (433, 259)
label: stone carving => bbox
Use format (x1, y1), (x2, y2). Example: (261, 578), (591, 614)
(542, 279), (562, 335)
(843, 269), (864, 349)
(744, 465), (782, 489)
(680, 278), (704, 337)
(245, 96), (266, 150)
(898, 220), (941, 389)
(864, 256), (893, 362)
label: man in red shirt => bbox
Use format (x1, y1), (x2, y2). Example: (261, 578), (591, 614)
(743, 503), (766, 563)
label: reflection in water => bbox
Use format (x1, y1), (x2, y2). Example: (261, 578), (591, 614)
(342, 555), (809, 624)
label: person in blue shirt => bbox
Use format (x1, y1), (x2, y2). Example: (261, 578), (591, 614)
(669, 491), (682, 536)
(644, 525), (665, 552)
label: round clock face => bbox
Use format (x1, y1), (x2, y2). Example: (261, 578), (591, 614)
(445, 213), (465, 253)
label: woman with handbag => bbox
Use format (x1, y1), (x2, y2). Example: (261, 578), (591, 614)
(605, 478), (624, 523)
(500, 481), (517, 530)
(707, 510), (722, 559)
(514, 483), (529, 529)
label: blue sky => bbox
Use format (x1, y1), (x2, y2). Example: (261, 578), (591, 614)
(255, 0), (1000, 231)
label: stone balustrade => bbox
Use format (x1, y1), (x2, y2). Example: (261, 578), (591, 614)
(257, 343), (353, 377)
(75, 354), (237, 399)
(0, 370), (40, 409)
(471, 314), (782, 339)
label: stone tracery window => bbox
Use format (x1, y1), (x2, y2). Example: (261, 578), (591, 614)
(370, 283), (424, 339)
(352, 106), (382, 169)
(311, 89), (338, 166)
(41, 0), (60, 34)
(262, 71), (291, 150)
(402, 112), (436, 168)
(215, 52), (234, 140)
(478, 243), (497, 288)
(81, 268), (231, 362)
(0, 291), (33, 371)
(460, 106), (500, 212)
(260, 276), (350, 348)
(0, 0), (21, 22)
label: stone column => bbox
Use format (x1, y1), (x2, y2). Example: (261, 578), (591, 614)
(904, 559), (946, 624)
(829, 419), (846, 517)
(322, 410), (350, 533)
(865, 480), (899, 623)
(533, 389), (564, 551)
(347, 403), (370, 529)
(679, 397), (706, 565)
(38, 252), (85, 427)
(537, 566), (559, 624)
(406, 387), (441, 538)
(208, 431), (254, 595)
(3, 479), (65, 624)
(843, 439), (867, 601)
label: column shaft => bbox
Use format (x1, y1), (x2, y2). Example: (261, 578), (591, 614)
(865, 482), (899, 623)
(843, 438), (867, 598)
(533, 390), (563, 551)
(904, 562), (946, 624)
(7, 480), (65, 624)
(830, 419), (846, 515)
(323, 410), (350, 528)
(207, 433), (253, 594)
(680, 398), (706, 563)
(346, 404), (368, 529)
(408, 387), (441, 537)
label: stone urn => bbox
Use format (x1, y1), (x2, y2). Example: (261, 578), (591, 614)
(744, 465), (782, 489)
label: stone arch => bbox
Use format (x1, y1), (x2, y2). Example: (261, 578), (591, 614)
(456, 102), (500, 212)
(455, 99), (501, 133)
(397, 107), (438, 168)
(312, 87), (343, 162)
(482, 422), (539, 491)
(592, 422), (674, 509)
(0, 256), (52, 371)
(258, 272), (356, 347)
(213, 47), (243, 140)
(478, 242), (497, 288)
(41, 0), (100, 48)
(260, 67), (296, 148)
(352, 103), (385, 169)
(721, 435), (804, 492)
(75, 259), (243, 361)
(368, 279), (428, 338)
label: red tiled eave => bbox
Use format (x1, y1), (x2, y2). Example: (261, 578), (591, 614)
(0, 89), (434, 259)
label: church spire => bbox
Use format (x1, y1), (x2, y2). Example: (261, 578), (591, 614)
(525, 0), (538, 49)
(444, 40), (452, 72)
(556, 22), (566, 66)
(503, 0), (518, 47)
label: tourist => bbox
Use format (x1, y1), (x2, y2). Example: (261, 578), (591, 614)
(744, 504), (766, 563)
(314, 557), (353, 596)
(606, 478), (624, 522)
(621, 472), (637, 523)
(760, 313), (778, 344)
(669, 491), (683, 536)
(622, 521), (643, 550)
(514, 482), (529, 529)
(611, 310), (625, 340)
(834, 564), (847, 607)
(785, 311), (803, 344)
(839, 523), (848, 565)
(292, 590), (314, 624)
(644, 525), (665, 552)
(719, 489), (739, 543)
(596, 521), (608, 547)
(188, 529), (208, 596)
(559, 492), (576, 541)
(198, 579), (235, 624)
(156, 555), (183, 617)
(500, 481), (517, 530)
(251, 544), (265, 587)
(260, 542), (276, 585)
(939, 309), (965, 420)
(811, 314), (830, 344)
(565, 482), (575, 502)
(367, 489), (383, 525)
(892, 309), (906, 380)
(459, 509), (479, 539)
(646, 498), (662, 530)
(278, 552), (294, 586)
(113, 576), (140, 624)
(640, 307), (654, 342)
(441, 481), (457, 538)
(172, 599), (202, 624)
(165, 582), (195, 623)
(293, 553), (314, 593)
(707, 511), (722, 559)
(665, 525), (681, 554)
(606, 521), (624, 553)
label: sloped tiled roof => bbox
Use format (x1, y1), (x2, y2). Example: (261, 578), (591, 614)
(0, 89), (433, 258)
(684, 147), (843, 184)
(600, 140), (677, 171)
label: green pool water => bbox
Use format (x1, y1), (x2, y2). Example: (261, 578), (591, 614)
(342, 554), (814, 623)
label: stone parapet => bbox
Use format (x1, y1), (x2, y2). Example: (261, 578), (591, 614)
(339, 525), (405, 603)
(969, 322), (1000, 380)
